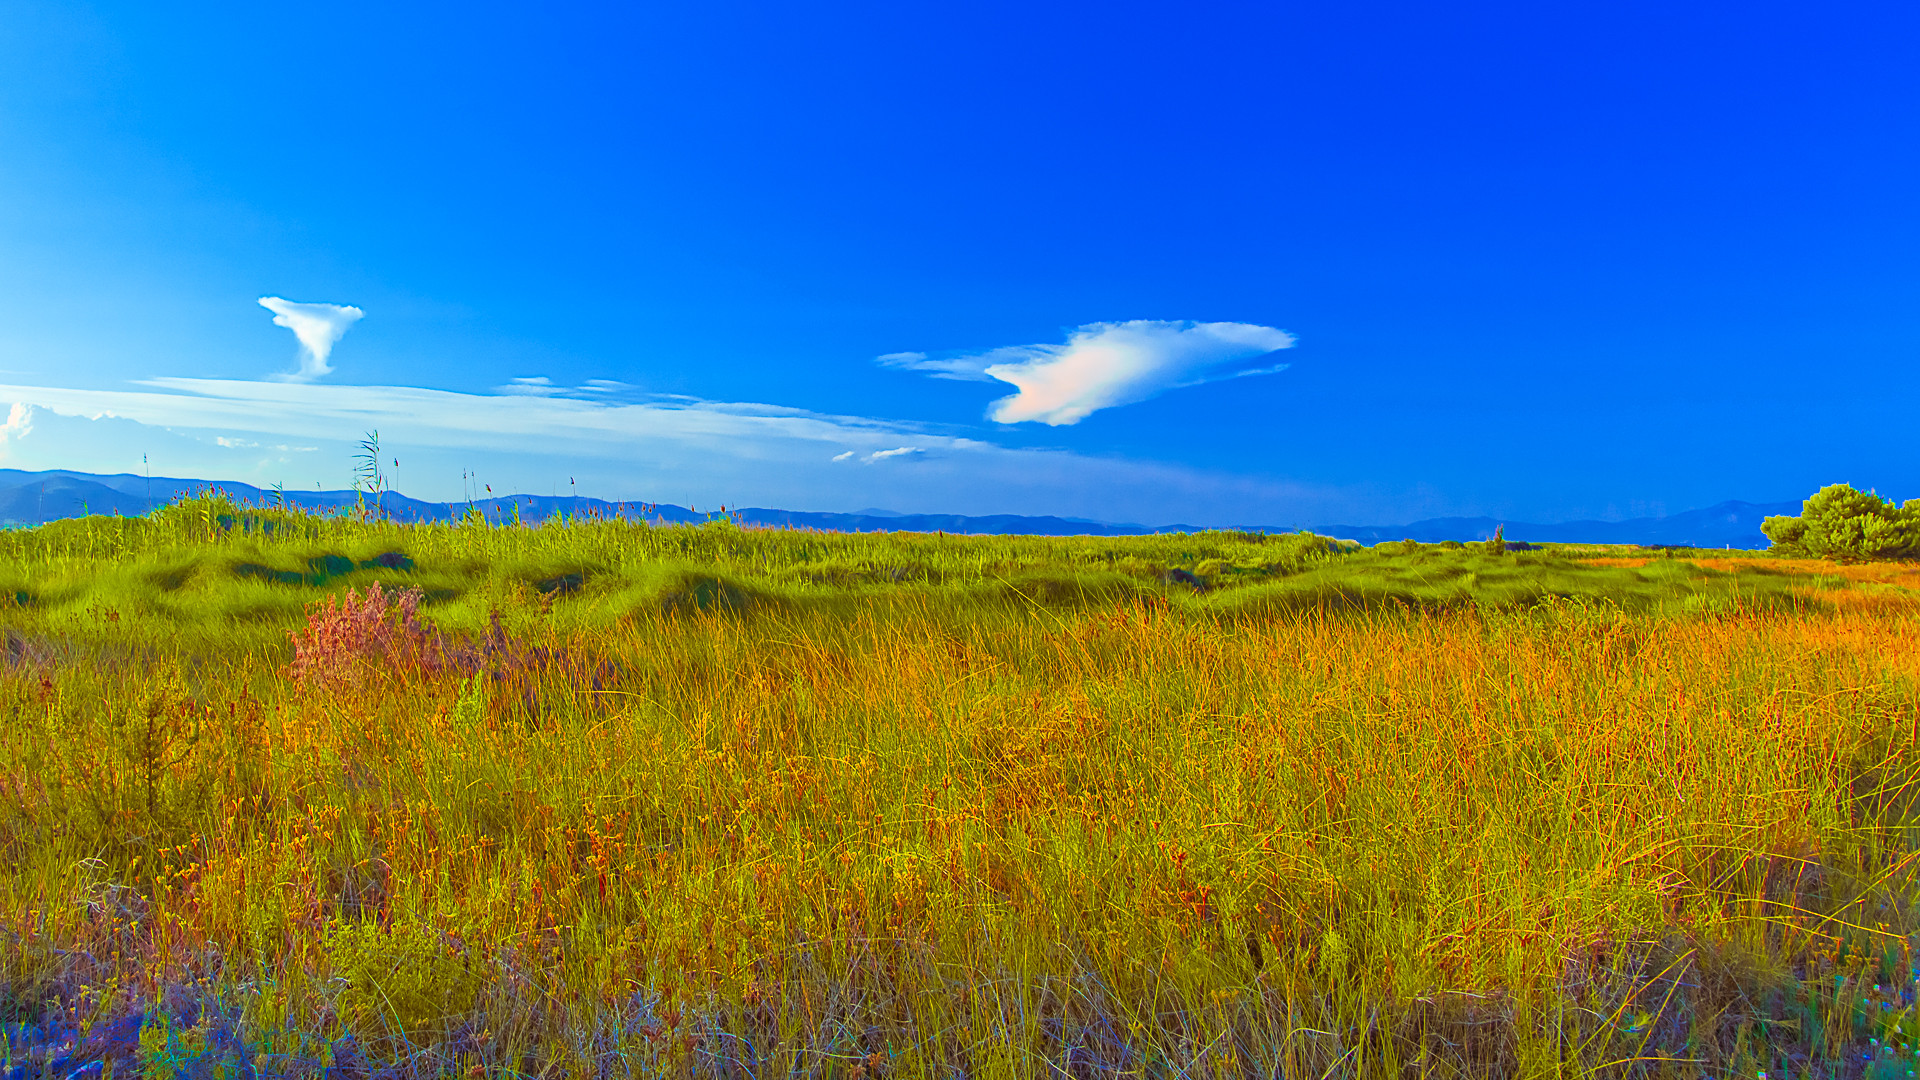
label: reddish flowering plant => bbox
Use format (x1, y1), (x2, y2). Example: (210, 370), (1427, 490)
(284, 584), (617, 705)
(285, 581), (431, 688)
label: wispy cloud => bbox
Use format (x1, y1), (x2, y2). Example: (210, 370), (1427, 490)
(833, 446), (924, 464)
(876, 349), (992, 381)
(495, 376), (641, 398)
(0, 377), (1367, 524)
(882, 319), (1296, 425)
(498, 376), (560, 396)
(258, 297), (364, 381)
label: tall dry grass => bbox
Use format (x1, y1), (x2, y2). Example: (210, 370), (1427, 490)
(2, 572), (1918, 1078)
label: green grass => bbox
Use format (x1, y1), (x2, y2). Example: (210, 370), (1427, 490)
(0, 495), (1838, 651)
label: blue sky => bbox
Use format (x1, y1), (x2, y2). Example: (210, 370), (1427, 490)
(0, 1), (1915, 526)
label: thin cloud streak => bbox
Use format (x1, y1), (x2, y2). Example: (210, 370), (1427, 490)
(0, 377), (1362, 524)
(833, 446), (925, 464)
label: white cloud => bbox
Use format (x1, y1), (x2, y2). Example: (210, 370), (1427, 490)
(0, 402), (34, 460)
(258, 297), (364, 382)
(0, 377), (1371, 525)
(2, 402), (33, 437)
(884, 319), (1295, 425)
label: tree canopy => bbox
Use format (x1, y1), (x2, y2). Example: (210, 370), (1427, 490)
(1761, 484), (1920, 562)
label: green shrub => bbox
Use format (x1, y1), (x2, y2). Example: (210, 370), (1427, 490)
(1193, 557), (1230, 579)
(1762, 484), (1920, 562)
(0, 928), (62, 1027)
(323, 919), (484, 1062)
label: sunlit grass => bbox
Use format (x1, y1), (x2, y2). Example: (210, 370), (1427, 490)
(0, 495), (1916, 1078)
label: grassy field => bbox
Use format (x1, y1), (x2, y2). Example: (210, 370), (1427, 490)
(1, 494), (1917, 1079)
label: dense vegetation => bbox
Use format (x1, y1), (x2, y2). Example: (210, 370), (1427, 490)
(0, 494), (1917, 1079)
(1764, 484), (1920, 563)
(0, 494), (1857, 641)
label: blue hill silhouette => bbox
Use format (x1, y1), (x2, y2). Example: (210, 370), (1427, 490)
(0, 468), (1796, 548)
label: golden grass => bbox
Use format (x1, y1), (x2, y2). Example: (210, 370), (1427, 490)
(4, 578), (1919, 1077)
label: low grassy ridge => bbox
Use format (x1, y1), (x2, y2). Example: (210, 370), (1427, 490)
(0, 494), (1917, 1078)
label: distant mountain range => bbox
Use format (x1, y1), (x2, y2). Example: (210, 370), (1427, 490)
(0, 468), (1801, 548)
